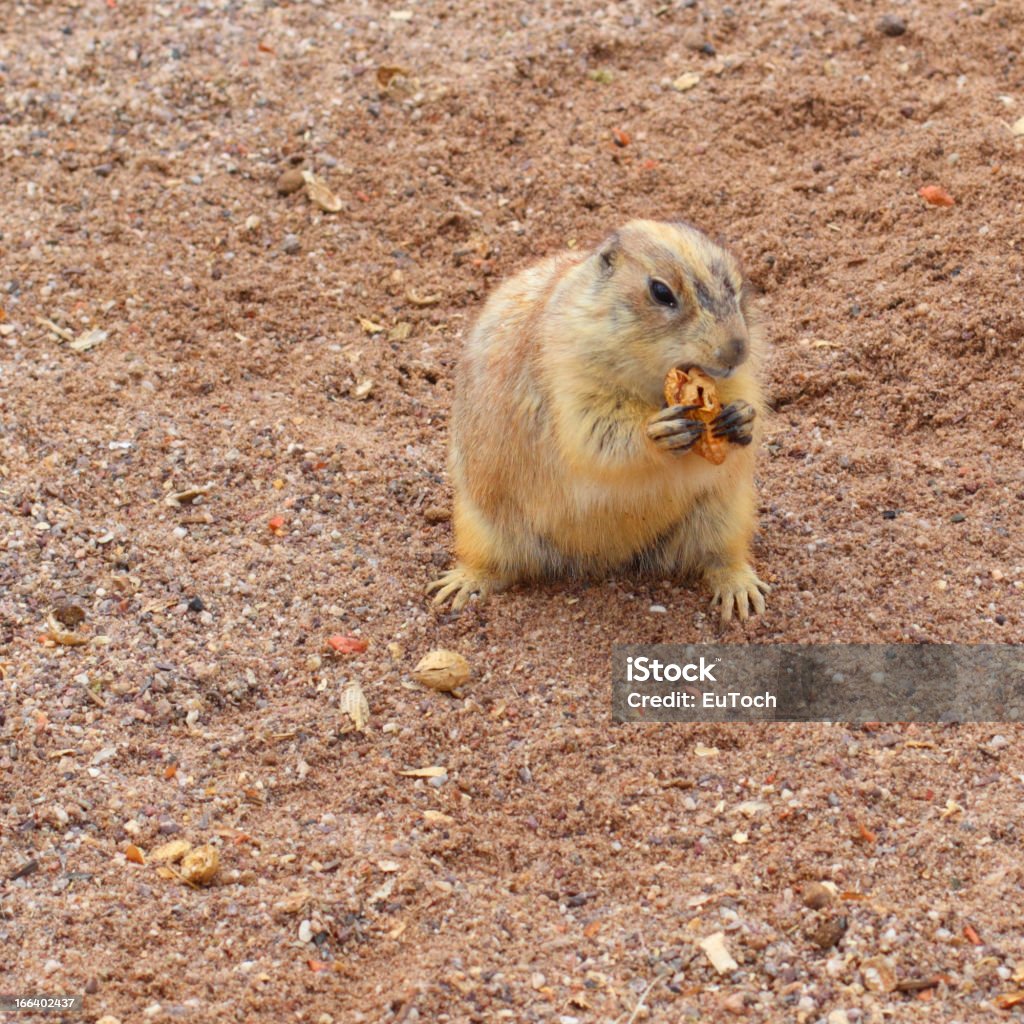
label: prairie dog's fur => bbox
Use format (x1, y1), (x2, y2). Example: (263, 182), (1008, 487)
(428, 219), (770, 623)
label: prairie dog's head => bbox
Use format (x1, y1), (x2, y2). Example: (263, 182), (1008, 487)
(559, 219), (761, 404)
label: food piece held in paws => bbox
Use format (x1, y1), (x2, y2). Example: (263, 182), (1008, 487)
(663, 367), (728, 465)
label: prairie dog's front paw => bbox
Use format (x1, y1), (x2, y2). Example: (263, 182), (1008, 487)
(711, 401), (756, 447)
(706, 564), (770, 624)
(646, 405), (704, 453)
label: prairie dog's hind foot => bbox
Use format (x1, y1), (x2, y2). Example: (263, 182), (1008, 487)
(427, 565), (501, 611)
(706, 564), (771, 625)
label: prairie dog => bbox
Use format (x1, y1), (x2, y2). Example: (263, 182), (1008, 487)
(427, 219), (770, 623)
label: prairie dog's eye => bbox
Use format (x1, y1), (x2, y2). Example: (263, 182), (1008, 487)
(649, 279), (677, 308)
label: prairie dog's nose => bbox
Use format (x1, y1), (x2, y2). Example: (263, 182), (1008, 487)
(715, 335), (748, 369)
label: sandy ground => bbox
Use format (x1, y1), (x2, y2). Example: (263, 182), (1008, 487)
(2, 0), (1023, 1021)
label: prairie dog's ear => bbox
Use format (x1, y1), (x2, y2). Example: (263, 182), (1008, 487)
(597, 231), (620, 275)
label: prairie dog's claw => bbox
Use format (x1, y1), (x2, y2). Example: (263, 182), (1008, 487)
(711, 401), (756, 446)
(427, 567), (493, 611)
(647, 406), (705, 453)
(707, 566), (771, 624)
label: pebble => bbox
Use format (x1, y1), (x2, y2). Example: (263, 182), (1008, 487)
(427, 773), (448, 788)
(649, 604), (668, 614)
(298, 919), (313, 943)
(877, 14), (906, 36)
(276, 167), (306, 194)
(802, 881), (834, 909)
(989, 734), (1009, 750)
(283, 234), (301, 255)
(43, 958), (62, 975)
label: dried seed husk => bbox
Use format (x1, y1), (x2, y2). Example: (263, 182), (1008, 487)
(413, 650), (470, 692)
(698, 931), (738, 974)
(150, 839), (193, 864)
(340, 680), (370, 732)
(180, 845), (220, 885)
(301, 171), (343, 213)
(45, 612), (89, 646)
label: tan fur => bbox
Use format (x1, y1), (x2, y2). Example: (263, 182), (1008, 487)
(427, 219), (770, 623)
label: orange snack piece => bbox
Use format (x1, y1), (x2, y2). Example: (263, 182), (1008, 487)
(663, 367), (728, 465)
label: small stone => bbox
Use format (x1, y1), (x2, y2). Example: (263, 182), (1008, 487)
(950, 513), (966, 523)
(187, 596), (205, 612)
(52, 603), (86, 628)
(808, 915), (848, 950)
(94, 163), (114, 177)
(989, 734), (1009, 750)
(860, 955), (898, 993)
(299, 919), (314, 943)
(43, 958), (62, 975)
(877, 14), (906, 36)
(649, 604), (668, 614)
(423, 505), (450, 523)
(802, 881), (834, 910)
(672, 72), (701, 92)
(720, 993), (746, 1014)
(277, 168), (306, 194)
(282, 234), (301, 255)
